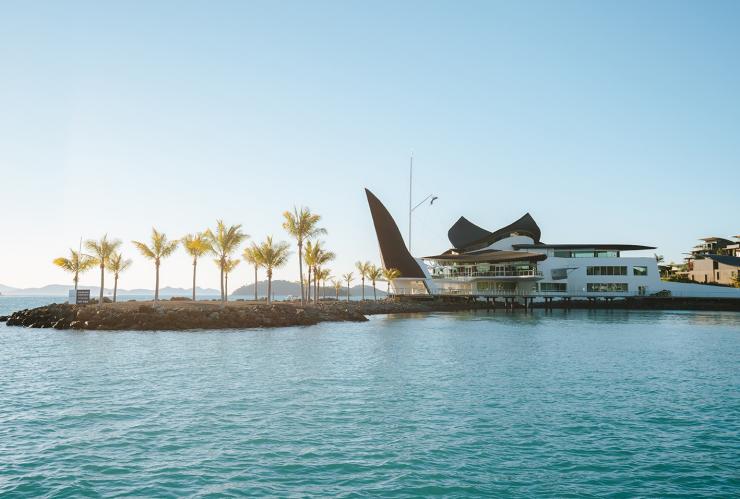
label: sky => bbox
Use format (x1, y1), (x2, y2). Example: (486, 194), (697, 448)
(1, 1), (739, 291)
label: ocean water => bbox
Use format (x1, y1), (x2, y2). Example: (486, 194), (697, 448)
(1, 297), (739, 497)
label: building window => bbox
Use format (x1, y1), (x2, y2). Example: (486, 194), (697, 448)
(587, 283), (628, 292)
(596, 251), (619, 258)
(540, 282), (567, 292)
(554, 250), (621, 258)
(574, 251), (595, 258)
(633, 266), (648, 276)
(586, 266), (627, 276)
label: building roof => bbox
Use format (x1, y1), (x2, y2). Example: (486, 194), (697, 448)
(511, 243), (656, 251)
(423, 250), (547, 264)
(700, 237), (733, 243)
(447, 213), (542, 250)
(705, 254), (740, 267)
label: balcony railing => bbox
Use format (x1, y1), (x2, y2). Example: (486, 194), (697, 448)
(431, 269), (543, 279)
(392, 288), (634, 298)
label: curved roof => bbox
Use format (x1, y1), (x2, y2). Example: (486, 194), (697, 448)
(365, 189), (426, 278)
(423, 250), (547, 264)
(447, 217), (492, 250)
(447, 213), (542, 251)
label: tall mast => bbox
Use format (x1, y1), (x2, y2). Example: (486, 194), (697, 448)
(408, 153), (413, 251)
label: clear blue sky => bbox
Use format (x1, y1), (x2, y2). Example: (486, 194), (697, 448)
(2, 1), (738, 290)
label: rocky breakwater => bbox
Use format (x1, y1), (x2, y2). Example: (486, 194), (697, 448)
(2, 302), (368, 331)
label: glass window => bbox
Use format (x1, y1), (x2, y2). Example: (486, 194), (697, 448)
(574, 251), (595, 258)
(587, 266), (626, 276)
(554, 251), (571, 258)
(540, 282), (566, 292)
(633, 266), (648, 276)
(595, 251), (618, 258)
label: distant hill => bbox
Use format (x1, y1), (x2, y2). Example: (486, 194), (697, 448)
(231, 279), (387, 298)
(0, 283), (219, 297)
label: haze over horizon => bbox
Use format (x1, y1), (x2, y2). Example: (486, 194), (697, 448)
(2, 1), (738, 290)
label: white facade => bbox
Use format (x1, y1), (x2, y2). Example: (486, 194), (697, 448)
(364, 188), (740, 300)
(391, 235), (740, 300)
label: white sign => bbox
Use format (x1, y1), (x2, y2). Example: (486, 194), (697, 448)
(68, 289), (91, 305)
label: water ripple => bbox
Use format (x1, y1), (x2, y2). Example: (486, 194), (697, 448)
(1, 300), (739, 496)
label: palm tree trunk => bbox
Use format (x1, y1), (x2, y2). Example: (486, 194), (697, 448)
(74, 272), (79, 292)
(220, 256), (225, 302)
(225, 273), (229, 301)
(335, 287), (339, 300)
(267, 270), (273, 304)
(254, 265), (258, 301)
(99, 264), (105, 305)
(155, 262), (160, 302)
(307, 267), (312, 302)
(347, 282), (350, 302)
(373, 280), (377, 301)
(361, 277), (365, 301)
(113, 275), (118, 303)
(192, 258), (197, 301)
(298, 241), (304, 305)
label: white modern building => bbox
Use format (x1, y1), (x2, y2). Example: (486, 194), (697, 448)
(365, 189), (740, 300)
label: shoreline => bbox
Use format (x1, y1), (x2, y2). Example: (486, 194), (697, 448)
(1, 297), (738, 331)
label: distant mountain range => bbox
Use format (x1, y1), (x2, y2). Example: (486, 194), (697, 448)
(231, 279), (387, 298)
(0, 284), (219, 297)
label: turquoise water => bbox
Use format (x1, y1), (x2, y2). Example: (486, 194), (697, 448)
(1, 297), (739, 497)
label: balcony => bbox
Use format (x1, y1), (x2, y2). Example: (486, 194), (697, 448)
(431, 269), (544, 280)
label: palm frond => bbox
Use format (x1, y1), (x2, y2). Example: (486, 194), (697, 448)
(132, 240), (156, 260)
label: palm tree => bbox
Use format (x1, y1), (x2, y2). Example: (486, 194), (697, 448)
(132, 228), (179, 302)
(355, 261), (371, 301)
(316, 268), (332, 301)
(382, 268), (401, 295)
(206, 220), (248, 302)
(282, 206), (325, 305)
(332, 279), (343, 300)
(304, 240), (317, 303)
(85, 235), (122, 304)
(252, 236), (291, 304)
(343, 272), (354, 302)
(242, 244), (262, 301)
(222, 257), (240, 300)
(305, 241), (336, 304)
(108, 252), (132, 302)
(314, 247), (336, 303)
(182, 232), (212, 301)
(53, 249), (96, 292)
(366, 265), (383, 301)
